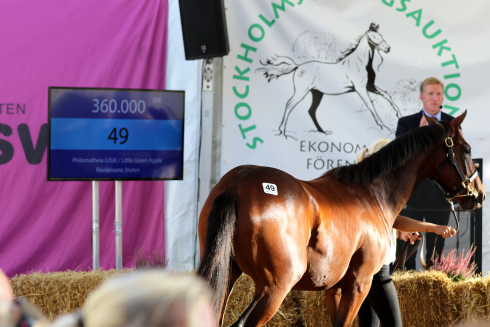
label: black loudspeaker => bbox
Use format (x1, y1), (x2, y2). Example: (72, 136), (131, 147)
(178, 0), (230, 60)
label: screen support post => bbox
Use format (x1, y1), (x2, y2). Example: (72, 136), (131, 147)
(92, 181), (100, 270)
(115, 180), (123, 270)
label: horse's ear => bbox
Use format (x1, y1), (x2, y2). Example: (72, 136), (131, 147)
(423, 112), (438, 125)
(449, 110), (467, 129)
(369, 23), (378, 32)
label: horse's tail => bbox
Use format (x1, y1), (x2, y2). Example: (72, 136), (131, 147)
(197, 187), (238, 320)
(256, 56), (299, 82)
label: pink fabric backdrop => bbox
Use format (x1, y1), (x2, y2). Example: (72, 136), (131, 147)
(0, 0), (168, 276)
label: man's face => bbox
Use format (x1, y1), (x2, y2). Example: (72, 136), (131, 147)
(420, 83), (444, 116)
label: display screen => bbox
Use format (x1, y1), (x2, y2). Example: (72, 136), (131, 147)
(48, 87), (185, 181)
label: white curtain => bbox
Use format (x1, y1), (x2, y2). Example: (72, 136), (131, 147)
(164, 0), (203, 271)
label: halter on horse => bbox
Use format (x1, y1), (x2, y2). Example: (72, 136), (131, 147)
(197, 111), (484, 327)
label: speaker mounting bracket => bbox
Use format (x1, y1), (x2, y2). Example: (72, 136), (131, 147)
(203, 59), (213, 91)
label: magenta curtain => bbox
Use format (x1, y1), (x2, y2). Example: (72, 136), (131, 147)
(0, 0), (168, 276)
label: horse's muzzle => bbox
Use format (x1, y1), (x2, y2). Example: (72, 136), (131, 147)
(459, 192), (485, 210)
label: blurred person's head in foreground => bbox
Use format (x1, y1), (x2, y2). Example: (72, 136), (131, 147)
(0, 268), (49, 327)
(356, 138), (391, 163)
(0, 269), (12, 303)
(53, 270), (214, 327)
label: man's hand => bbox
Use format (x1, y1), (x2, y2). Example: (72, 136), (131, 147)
(432, 225), (456, 238)
(398, 231), (421, 244)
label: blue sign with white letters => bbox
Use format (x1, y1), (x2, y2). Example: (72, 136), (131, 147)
(48, 87), (185, 180)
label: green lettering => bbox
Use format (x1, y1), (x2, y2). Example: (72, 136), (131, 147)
(441, 54), (459, 69)
(233, 85), (250, 99)
(422, 21), (441, 39)
(239, 124), (256, 139)
(443, 105), (459, 116)
(297, 0), (303, 4)
(259, 14), (275, 27)
(235, 103), (252, 120)
(247, 137), (264, 149)
(272, 0), (294, 19)
(396, 0), (410, 12)
(432, 39), (451, 56)
(233, 67), (251, 81)
(445, 83), (461, 101)
(382, 0), (394, 7)
(444, 73), (460, 79)
(248, 24), (265, 42)
(237, 43), (257, 63)
(406, 9), (422, 27)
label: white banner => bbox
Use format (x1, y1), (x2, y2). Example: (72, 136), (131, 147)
(222, 0), (490, 186)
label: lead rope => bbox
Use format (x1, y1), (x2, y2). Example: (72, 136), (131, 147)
(420, 198), (460, 270)
(391, 198), (460, 274)
(390, 235), (420, 274)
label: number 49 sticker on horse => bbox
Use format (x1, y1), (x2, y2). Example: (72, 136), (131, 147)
(262, 183), (278, 195)
(197, 111), (485, 327)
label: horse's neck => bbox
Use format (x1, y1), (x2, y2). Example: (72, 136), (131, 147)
(377, 152), (434, 217)
(346, 35), (372, 63)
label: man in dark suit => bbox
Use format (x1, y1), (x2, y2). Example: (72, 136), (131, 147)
(395, 77), (453, 270)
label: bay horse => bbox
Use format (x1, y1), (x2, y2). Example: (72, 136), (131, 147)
(197, 111), (485, 327)
(257, 23), (401, 139)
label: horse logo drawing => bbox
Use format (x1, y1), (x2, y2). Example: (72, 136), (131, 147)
(257, 23), (401, 139)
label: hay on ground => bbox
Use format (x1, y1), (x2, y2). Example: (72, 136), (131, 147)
(10, 269), (129, 320)
(9, 269), (490, 326)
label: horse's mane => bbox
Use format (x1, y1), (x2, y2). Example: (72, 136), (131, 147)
(336, 35), (363, 63)
(327, 122), (450, 185)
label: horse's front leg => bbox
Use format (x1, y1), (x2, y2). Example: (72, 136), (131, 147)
(355, 88), (387, 130)
(333, 276), (372, 327)
(325, 287), (342, 323)
(372, 86), (402, 118)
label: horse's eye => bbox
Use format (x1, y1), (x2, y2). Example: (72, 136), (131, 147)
(465, 148), (471, 155)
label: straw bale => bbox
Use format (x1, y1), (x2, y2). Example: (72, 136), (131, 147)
(11, 269), (129, 320)
(450, 318), (490, 327)
(393, 270), (455, 327)
(303, 290), (329, 327)
(450, 275), (490, 325)
(9, 269), (490, 326)
(223, 274), (305, 327)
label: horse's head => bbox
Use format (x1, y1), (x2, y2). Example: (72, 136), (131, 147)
(427, 111), (485, 210)
(366, 23), (390, 53)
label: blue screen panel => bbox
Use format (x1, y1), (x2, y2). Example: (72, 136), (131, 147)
(48, 87), (184, 181)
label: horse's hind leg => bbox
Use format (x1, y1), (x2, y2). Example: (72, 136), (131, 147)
(277, 78), (311, 139)
(308, 89), (331, 134)
(218, 261), (243, 327)
(231, 282), (292, 327)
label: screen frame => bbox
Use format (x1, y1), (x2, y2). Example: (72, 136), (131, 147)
(47, 86), (185, 181)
